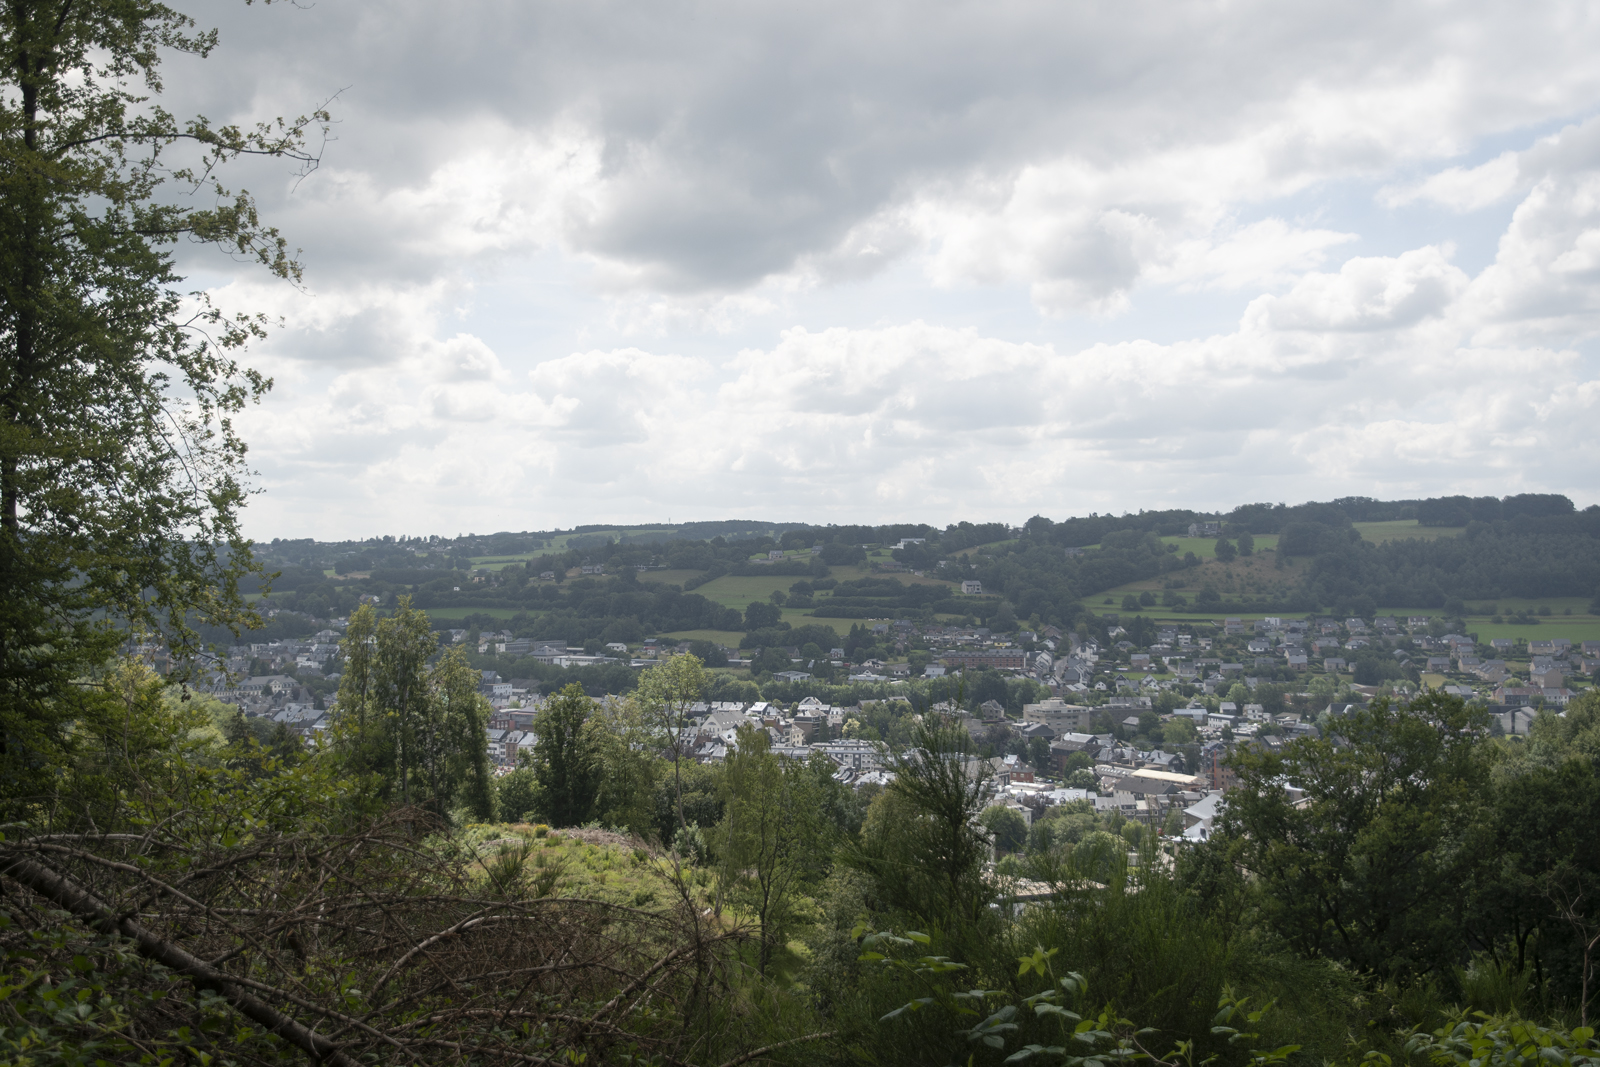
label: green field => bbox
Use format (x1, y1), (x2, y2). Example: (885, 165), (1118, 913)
(1353, 520), (1464, 543)
(1445, 617), (1600, 642)
(1377, 598), (1590, 617)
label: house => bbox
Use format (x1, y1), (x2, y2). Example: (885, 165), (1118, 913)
(943, 649), (1026, 670)
(1119, 769), (1205, 797)
(1187, 522), (1221, 537)
(1182, 792), (1225, 841)
(1324, 657), (1347, 672)
(1002, 754), (1036, 783)
(1046, 734), (1099, 773)
(1531, 666), (1565, 688)
(961, 580), (984, 595)
(1022, 699), (1093, 733)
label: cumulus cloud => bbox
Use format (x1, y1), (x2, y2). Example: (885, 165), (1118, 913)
(1251, 246), (1470, 332)
(239, 226), (1598, 536)
(136, 0), (1600, 533)
(185, 0), (1600, 301)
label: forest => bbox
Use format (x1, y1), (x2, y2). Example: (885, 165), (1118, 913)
(239, 497), (1600, 650)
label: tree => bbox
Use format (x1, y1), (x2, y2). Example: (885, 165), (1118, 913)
(850, 714), (992, 922)
(332, 599), (494, 819)
(372, 598), (435, 807)
(980, 804), (1028, 854)
(1237, 531), (1255, 556)
(431, 644), (497, 821)
(529, 683), (603, 827)
(1213, 692), (1491, 986)
(1215, 538), (1237, 563)
(0, 0), (327, 807)
(1064, 768), (1097, 790)
(716, 725), (823, 974)
(744, 600), (783, 629)
(633, 653), (708, 839)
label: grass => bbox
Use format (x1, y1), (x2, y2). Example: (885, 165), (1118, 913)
(1452, 618), (1600, 642)
(1455, 597), (1591, 615)
(465, 826), (691, 911)
(1353, 520), (1464, 543)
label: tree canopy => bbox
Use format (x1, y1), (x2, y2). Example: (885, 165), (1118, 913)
(0, 0), (328, 807)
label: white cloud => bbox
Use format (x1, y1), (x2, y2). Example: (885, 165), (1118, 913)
(1252, 246), (1470, 332)
(239, 229), (1599, 536)
(1379, 151), (1522, 211)
(140, 0), (1600, 533)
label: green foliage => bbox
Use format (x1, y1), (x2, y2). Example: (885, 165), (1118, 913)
(527, 683), (605, 827)
(634, 653), (709, 841)
(330, 599), (496, 819)
(716, 725), (827, 973)
(0, 0), (330, 813)
(982, 804), (1029, 854)
(1215, 692), (1491, 987)
(855, 928), (1300, 1067)
(848, 715), (994, 924)
(0, 910), (299, 1066)
(1398, 1015), (1600, 1067)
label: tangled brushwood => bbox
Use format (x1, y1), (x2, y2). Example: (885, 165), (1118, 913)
(0, 808), (798, 1065)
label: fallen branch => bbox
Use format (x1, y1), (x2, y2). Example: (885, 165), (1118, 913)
(0, 852), (358, 1067)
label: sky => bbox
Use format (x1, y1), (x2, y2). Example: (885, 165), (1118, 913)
(168, 0), (1600, 540)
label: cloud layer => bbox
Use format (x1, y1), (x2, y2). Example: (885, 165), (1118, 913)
(155, 0), (1600, 535)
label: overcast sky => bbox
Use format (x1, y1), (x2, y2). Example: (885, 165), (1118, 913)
(174, 0), (1600, 540)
